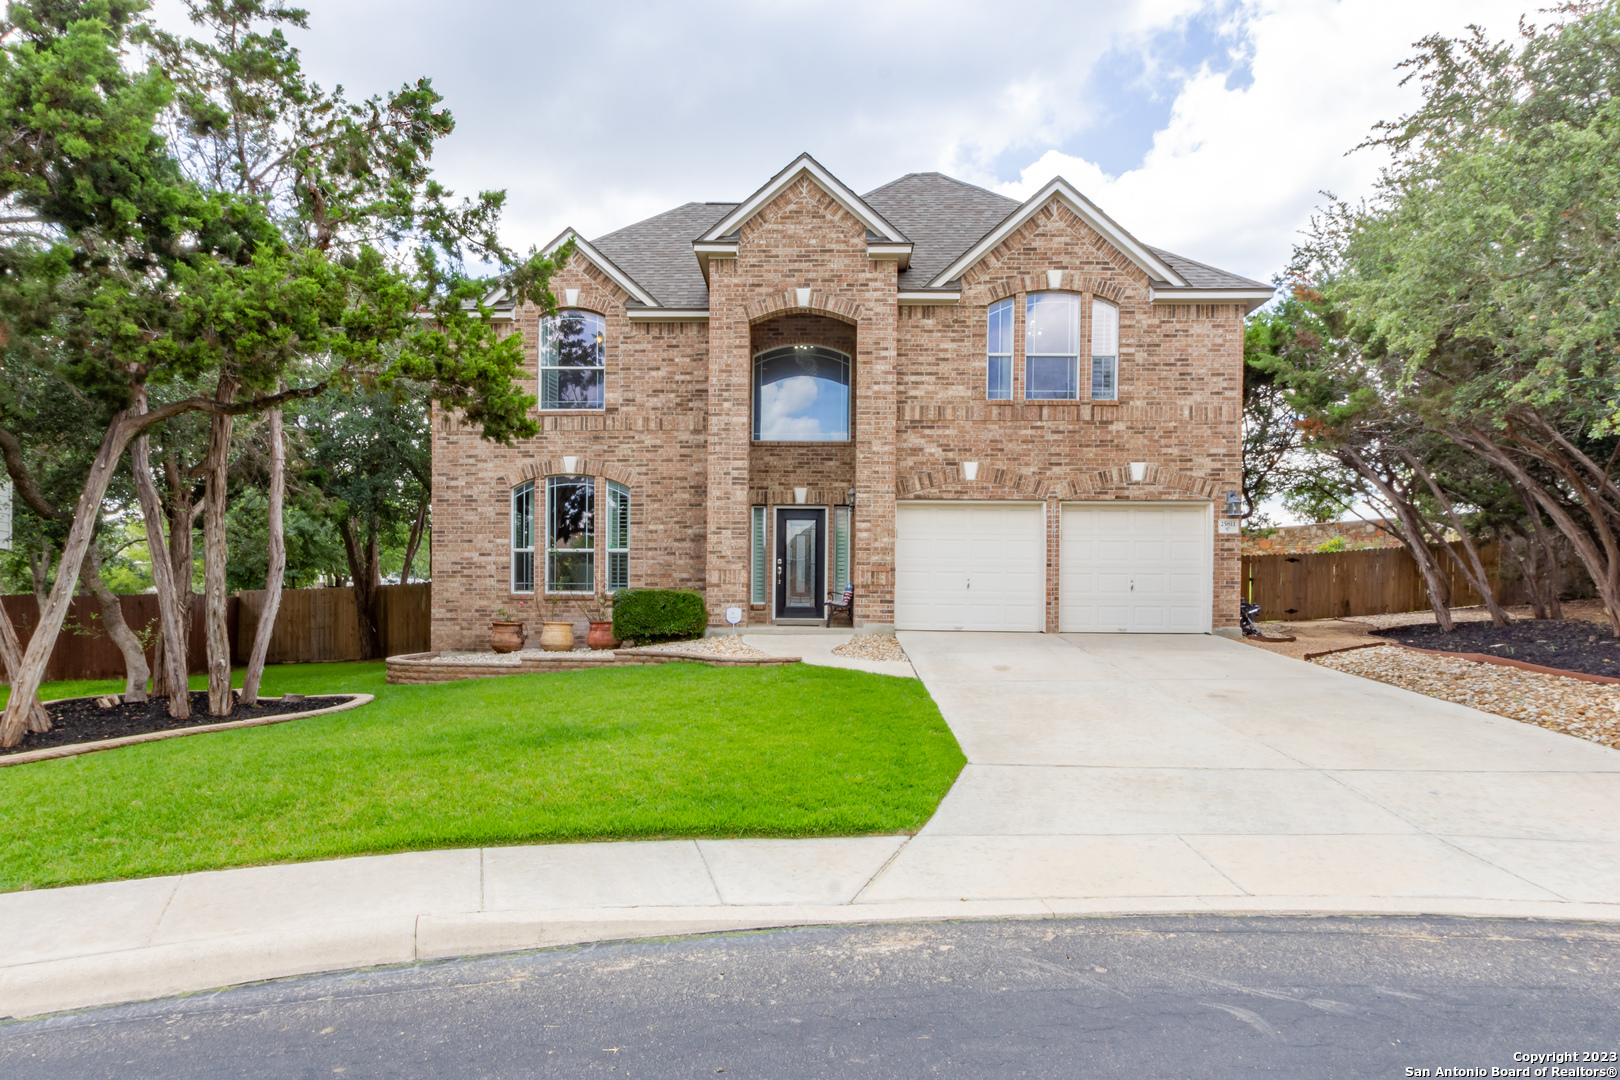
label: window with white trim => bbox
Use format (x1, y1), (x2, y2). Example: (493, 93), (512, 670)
(752, 345), (851, 441)
(511, 481), (535, 593)
(986, 298), (1013, 400)
(607, 481), (629, 592)
(540, 310), (605, 410)
(1091, 298), (1119, 401)
(1024, 292), (1080, 400)
(546, 475), (594, 593)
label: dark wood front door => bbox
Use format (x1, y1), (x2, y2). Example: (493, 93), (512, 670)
(775, 508), (825, 621)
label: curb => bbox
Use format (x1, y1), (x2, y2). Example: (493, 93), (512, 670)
(6, 896), (1620, 1020)
(0, 694), (374, 769)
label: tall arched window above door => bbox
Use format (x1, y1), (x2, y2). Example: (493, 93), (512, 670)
(540, 310), (606, 410)
(752, 345), (851, 441)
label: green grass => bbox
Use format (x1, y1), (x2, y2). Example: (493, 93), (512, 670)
(0, 662), (964, 891)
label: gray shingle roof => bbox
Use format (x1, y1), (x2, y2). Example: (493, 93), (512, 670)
(591, 202), (736, 309)
(862, 173), (1019, 290)
(582, 175), (1267, 307)
(1146, 246), (1270, 291)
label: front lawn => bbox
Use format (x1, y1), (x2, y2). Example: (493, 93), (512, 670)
(0, 662), (963, 891)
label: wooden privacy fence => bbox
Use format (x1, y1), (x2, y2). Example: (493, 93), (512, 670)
(236, 583), (430, 665)
(1243, 544), (1496, 622)
(0, 593), (236, 683)
(1, 583), (428, 683)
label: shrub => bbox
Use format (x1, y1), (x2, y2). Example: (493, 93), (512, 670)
(1315, 536), (1348, 553)
(612, 589), (708, 644)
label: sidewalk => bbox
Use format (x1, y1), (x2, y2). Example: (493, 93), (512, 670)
(3, 631), (1618, 1019)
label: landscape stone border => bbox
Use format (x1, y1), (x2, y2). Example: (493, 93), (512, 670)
(385, 649), (800, 685)
(0, 694), (374, 769)
(1398, 644), (1620, 686)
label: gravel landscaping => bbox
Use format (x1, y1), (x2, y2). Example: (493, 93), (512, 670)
(832, 634), (908, 662)
(632, 635), (770, 658)
(1313, 645), (1620, 749)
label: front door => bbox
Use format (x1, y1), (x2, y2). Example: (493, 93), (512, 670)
(775, 508), (826, 621)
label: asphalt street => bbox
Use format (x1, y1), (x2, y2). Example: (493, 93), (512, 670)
(3, 916), (1618, 1078)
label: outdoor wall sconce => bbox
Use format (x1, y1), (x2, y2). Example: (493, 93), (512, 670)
(1224, 490), (1243, 516)
(794, 487), (808, 504)
(562, 455), (578, 474)
(1129, 461), (1148, 482)
(846, 487), (857, 506)
(961, 461), (979, 481)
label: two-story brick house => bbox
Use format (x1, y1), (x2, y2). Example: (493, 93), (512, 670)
(429, 154), (1271, 647)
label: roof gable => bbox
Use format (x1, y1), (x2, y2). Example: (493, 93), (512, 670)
(542, 227), (663, 308)
(925, 177), (1188, 289)
(697, 153), (909, 245)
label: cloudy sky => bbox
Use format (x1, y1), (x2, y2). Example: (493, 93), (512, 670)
(172, 0), (1535, 286)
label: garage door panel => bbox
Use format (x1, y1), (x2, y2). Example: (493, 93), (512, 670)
(1060, 503), (1210, 634)
(895, 503), (1045, 632)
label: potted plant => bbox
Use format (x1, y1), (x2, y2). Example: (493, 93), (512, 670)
(539, 595), (575, 652)
(585, 593), (619, 650)
(490, 603), (526, 653)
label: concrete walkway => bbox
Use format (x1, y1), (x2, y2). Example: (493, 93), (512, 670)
(3, 633), (1619, 1018)
(743, 632), (916, 677)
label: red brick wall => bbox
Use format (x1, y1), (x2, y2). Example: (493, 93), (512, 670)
(430, 178), (1244, 646)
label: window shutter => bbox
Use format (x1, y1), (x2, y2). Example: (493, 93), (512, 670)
(833, 507), (851, 594)
(751, 506), (767, 604)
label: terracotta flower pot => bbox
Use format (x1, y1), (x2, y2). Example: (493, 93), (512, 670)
(540, 620), (576, 652)
(587, 620), (620, 650)
(490, 621), (525, 654)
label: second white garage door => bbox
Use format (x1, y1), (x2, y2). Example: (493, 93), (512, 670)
(1060, 503), (1211, 633)
(894, 502), (1045, 631)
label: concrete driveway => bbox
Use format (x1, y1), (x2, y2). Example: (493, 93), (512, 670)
(883, 631), (1620, 908)
(6, 632), (1620, 1019)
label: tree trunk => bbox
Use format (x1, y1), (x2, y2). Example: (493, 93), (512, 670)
(1337, 446), (1455, 631)
(0, 596), (52, 733)
(338, 516), (384, 660)
(80, 543), (150, 702)
(202, 377), (238, 716)
(240, 407), (285, 706)
(399, 496), (428, 585)
(29, 537), (51, 607)
(1463, 429), (1620, 635)
(130, 421), (192, 717)
(1400, 451), (1511, 626)
(0, 412), (144, 747)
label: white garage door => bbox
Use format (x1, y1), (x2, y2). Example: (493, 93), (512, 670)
(894, 502), (1045, 631)
(1060, 503), (1211, 633)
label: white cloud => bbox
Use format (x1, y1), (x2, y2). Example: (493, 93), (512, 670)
(994, 0), (1529, 281)
(758, 377), (828, 441)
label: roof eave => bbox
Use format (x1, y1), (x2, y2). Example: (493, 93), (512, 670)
(1151, 286), (1276, 314)
(542, 227), (663, 308)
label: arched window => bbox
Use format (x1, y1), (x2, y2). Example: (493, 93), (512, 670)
(1024, 292), (1080, 400)
(1090, 298), (1119, 401)
(986, 298), (1013, 400)
(540, 310), (605, 410)
(752, 345), (851, 441)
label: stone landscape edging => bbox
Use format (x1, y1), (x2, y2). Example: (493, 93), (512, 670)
(0, 694), (374, 769)
(1396, 643), (1620, 685)
(385, 649), (799, 684)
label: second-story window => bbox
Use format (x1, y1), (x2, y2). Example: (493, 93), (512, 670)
(540, 310), (605, 410)
(1091, 298), (1119, 401)
(1025, 292), (1079, 400)
(752, 345), (851, 441)
(986, 298), (1013, 400)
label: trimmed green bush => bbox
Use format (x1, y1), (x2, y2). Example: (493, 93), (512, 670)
(612, 588), (708, 644)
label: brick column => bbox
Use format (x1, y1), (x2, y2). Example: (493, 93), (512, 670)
(854, 261), (899, 626)
(704, 258), (753, 625)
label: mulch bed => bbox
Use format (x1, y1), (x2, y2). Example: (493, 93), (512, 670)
(0, 691), (350, 756)
(1372, 619), (1620, 679)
